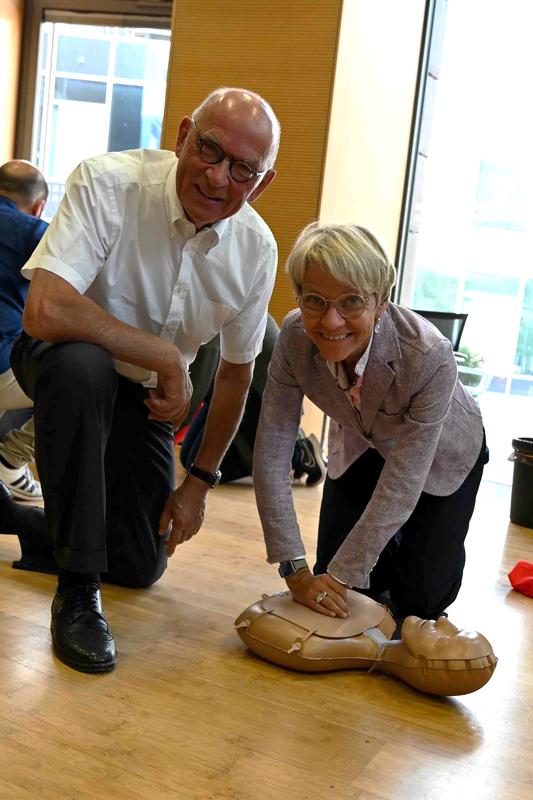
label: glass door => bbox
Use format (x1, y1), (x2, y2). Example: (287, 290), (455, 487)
(398, 0), (533, 485)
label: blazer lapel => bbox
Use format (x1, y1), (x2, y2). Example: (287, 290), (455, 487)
(359, 313), (402, 435)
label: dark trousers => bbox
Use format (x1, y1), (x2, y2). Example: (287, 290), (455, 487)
(315, 437), (488, 620)
(11, 334), (175, 587)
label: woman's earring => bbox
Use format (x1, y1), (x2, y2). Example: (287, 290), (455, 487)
(374, 316), (381, 333)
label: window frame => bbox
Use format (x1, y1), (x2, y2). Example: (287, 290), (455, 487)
(15, 0), (172, 159)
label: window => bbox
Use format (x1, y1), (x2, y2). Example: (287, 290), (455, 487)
(397, 0), (533, 484)
(17, 4), (171, 221)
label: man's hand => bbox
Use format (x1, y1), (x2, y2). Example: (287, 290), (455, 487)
(285, 569), (349, 618)
(145, 350), (192, 427)
(159, 478), (208, 555)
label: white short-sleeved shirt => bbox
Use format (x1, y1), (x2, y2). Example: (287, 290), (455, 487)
(22, 149), (277, 384)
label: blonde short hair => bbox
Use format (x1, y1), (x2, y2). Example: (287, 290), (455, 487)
(286, 222), (396, 303)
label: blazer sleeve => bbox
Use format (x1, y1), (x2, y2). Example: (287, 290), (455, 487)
(253, 323), (307, 564)
(328, 338), (459, 588)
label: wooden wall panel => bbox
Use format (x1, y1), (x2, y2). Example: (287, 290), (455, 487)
(0, 0), (24, 162)
(161, 0), (343, 324)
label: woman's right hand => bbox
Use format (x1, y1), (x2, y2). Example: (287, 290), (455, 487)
(285, 569), (349, 618)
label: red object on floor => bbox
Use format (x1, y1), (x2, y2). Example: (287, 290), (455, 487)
(174, 401), (205, 445)
(174, 424), (190, 445)
(508, 561), (533, 598)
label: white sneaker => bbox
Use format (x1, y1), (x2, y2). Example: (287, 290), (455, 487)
(0, 462), (42, 500)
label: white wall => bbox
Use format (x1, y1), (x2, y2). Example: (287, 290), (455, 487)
(320, 0), (426, 261)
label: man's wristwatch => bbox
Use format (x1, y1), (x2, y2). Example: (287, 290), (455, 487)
(188, 463), (222, 488)
(278, 557), (308, 578)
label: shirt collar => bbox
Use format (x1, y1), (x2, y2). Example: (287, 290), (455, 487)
(326, 328), (374, 389)
(0, 195), (18, 211)
(164, 159), (229, 253)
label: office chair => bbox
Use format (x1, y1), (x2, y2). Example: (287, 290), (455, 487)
(413, 309), (490, 396)
(412, 309), (468, 351)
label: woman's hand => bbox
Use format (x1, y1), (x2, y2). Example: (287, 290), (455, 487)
(285, 569), (349, 618)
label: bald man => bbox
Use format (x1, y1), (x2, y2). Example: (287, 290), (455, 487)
(10, 87), (279, 673)
(0, 160), (48, 499)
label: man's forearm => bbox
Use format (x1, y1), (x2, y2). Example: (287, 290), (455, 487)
(23, 268), (180, 375)
(189, 359), (253, 473)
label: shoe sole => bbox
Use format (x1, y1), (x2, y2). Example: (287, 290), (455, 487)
(7, 487), (43, 501)
(52, 642), (118, 673)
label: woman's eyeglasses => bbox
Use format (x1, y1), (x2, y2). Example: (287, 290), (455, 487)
(298, 292), (371, 319)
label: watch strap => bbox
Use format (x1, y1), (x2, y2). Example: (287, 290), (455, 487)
(188, 463), (222, 488)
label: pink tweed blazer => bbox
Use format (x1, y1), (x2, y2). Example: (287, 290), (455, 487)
(253, 304), (484, 587)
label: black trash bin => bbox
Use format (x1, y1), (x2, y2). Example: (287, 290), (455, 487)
(510, 437), (533, 528)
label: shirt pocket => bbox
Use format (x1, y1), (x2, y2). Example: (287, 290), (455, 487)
(195, 299), (234, 344)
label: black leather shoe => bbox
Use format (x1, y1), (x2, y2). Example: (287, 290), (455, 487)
(0, 481), (58, 574)
(51, 583), (117, 673)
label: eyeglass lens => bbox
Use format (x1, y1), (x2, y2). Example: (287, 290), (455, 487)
(194, 123), (256, 182)
(299, 293), (368, 318)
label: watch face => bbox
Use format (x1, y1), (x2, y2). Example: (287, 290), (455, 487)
(278, 559), (307, 578)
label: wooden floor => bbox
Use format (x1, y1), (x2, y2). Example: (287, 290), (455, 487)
(1, 462), (532, 800)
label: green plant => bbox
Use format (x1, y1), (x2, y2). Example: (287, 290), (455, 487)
(458, 346), (485, 368)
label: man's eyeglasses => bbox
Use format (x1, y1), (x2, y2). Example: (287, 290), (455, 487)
(192, 119), (265, 183)
(298, 292), (371, 319)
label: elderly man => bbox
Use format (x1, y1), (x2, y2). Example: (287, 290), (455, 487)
(0, 160), (48, 499)
(11, 87), (279, 673)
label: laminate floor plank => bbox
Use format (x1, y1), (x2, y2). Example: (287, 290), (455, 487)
(1, 467), (532, 799)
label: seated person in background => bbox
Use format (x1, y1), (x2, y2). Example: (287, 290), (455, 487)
(253, 222), (488, 629)
(0, 160), (48, 499)
(180, 313), (326, 486)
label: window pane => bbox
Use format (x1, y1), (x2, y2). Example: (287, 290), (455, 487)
(55, 78), (106, 104)
(412, 272), (459, 311)
(108, 84), (143, 151)
(515, 280), (533, 376)
(32, 22), (170, 214)
(398, 0), (533, 485)
(474, 161), (528, 231)
(115, 42), (147, 79)
(57, 35), (110, 75)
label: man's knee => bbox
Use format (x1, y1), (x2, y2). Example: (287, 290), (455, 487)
(104, 542), (168, 589)
(34, 342), (117, 409)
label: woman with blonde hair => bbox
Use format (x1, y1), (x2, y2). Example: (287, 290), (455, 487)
(253, 222), (488, 627)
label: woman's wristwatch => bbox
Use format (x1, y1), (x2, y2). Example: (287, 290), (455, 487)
(278, 557), (308, 578)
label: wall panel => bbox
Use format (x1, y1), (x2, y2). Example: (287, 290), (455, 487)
(162, 0), (343, 323)
(0, 0), (24, 162)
